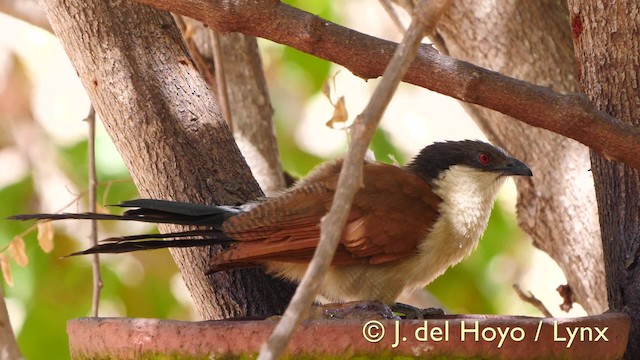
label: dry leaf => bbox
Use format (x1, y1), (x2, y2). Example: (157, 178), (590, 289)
(8, 237), (28, 267)
(96, 204), (111, 215)
(322, 79), (332, 101)
(325, 96), (349, 129)
(37, 221), (54, 253)
(0, 254), (13, 287)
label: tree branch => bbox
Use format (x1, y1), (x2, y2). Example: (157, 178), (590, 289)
(258, 1), (451, 358)
(84, 106), (103, 317)
(133, 0), (640, 170)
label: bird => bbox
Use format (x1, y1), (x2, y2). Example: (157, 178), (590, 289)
(11, 140), (532, 305)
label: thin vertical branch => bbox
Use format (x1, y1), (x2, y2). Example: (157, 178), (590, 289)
(258, 1), (452, 358)
(85, 106), (102, 317)
(210, 31), (233, 132)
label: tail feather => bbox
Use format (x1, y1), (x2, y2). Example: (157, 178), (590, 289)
(99, 229), (226, 243)
(9, 198), (243, 227)
(69, 237), (233, 256)
(9, 212), (163, 222)
(9, 199), (243, 256)
(117, 199), (244, 217)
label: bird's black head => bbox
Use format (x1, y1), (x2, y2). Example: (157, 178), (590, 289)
(407, 140), (533, 182)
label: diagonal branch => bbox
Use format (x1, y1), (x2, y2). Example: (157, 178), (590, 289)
(133, 0), (640, 169)
(257, 1), (451, 358)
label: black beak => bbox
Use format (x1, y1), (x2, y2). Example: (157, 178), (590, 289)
(499, 157), (533, 177)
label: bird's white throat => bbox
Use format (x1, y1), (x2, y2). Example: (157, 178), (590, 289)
(432, 165), (506, 245)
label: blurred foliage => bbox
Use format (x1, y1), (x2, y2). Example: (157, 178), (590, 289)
(0, 1), (532, 358)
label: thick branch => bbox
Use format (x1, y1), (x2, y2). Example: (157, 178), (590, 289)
(133, 0), (640, 169)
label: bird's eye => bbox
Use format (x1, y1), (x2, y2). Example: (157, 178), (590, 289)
(478, 153), (490, 165)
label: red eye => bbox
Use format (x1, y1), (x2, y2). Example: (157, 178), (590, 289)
(478, 153), (490, 165)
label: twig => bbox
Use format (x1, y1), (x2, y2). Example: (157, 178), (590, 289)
(84, 106), (102, 317)
(210, 31), (233, 132)
(258, 1), (451, 358)
(4, 177), (132, 255)
(513, 284), (553, 318)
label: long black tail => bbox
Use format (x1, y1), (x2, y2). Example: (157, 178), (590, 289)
(9, 199), (243, 255)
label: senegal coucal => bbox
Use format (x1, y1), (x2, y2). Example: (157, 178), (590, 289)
(12, 140), (532, 304)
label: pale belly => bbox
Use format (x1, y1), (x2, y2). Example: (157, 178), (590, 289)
(264, 220), (481, 304)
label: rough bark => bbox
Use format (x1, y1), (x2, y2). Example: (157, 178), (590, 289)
(567, 1), (640, 357)
(219, 33), (286, 196)
(432, 1), (606, 314)
(41, 0), (294, 319)
(176, 21), (286, 196)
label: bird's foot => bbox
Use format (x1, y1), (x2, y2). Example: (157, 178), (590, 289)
(391, 302), (446, 319)
(309, 301), (400, 320)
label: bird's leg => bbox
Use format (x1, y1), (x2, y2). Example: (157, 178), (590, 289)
(308, 301), (400, 320)
(391, 303), (446, 319)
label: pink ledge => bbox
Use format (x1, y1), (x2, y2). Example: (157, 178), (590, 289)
(68, 313), (630, 359)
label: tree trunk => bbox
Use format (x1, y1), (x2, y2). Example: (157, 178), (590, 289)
(567, 1), (640, 357)
(175, 21), (286, 196)
(433, 0), (606, 314)
(41, 0), (294, 319)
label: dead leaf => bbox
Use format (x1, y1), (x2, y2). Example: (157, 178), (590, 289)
(37, 221), (54, 253)
(0, 254), (13, 287)
(325, 96), (349, 129)
(96, 204), (111, 215)
(322, 79), (332, 102)
(8, 237), (28, 267)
